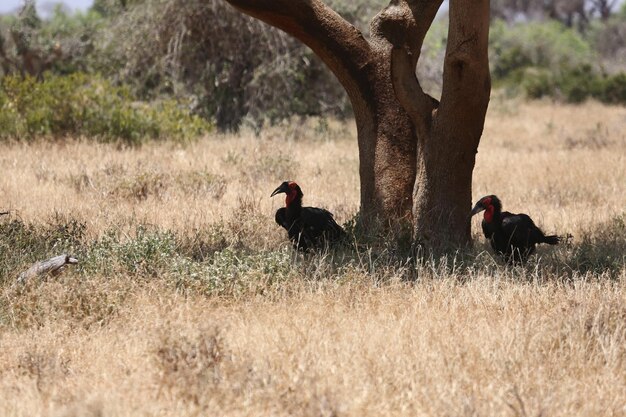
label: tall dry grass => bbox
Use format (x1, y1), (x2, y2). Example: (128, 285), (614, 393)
(0, 100), (625, 416)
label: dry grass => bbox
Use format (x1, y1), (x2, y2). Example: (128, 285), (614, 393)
(0, 101), (625, 416)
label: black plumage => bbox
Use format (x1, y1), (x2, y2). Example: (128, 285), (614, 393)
(471, 195), (560, 263)
(271, 181), (345, 251)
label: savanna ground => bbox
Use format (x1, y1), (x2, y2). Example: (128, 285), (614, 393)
(0, 100), (625, 416)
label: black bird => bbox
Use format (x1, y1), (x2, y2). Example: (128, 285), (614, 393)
(471, 195), (560, 263)
(270, 181), (345, 250)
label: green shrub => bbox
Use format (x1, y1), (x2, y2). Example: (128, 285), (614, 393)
(558, 65), (597, 103)
(522, 69), (555, 99)
(521, 66), (626, 104)
(0, 73), (212, 143)
(90, 0), (360, 131)
(595, 73), (626, 104)
(490, 19), (626, 105)
(490, 19), (594, 82)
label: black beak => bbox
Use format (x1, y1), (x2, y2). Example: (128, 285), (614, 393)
(270, 182), (289, 198)
(470, 202), (485, 216)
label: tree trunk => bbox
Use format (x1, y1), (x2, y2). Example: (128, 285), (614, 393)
(392, 0), (491, 247)
(221, 0), (491, 248)
(351, 51), (416, 226)
(412, 119), (482, 247)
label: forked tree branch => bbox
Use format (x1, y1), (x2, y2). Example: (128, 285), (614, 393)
(380, 0), (442, 138)
(403, 0), (444, 66)
(222, 0), (373, 98)
(390, 47), (438, 139)
(439, 0), (491, 138)
(372, 0), (443, 66)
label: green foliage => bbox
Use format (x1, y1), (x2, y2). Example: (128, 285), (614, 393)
(85, 227), (179, 277)
(1, 211), (625, 308)
(522, 66), (626, 104)
(17, 1), (41, 30)
(0, 73), (211, 143)
(0, 3), (106, 77)
(91, 0), (145, 17)
(596, 73), (626, 103)
(2, 1), (626, 135)
(40, 7), (106, 74)
(90, 0), (351, 131)
(490, 19), (594, 82)
(491, 19), (626, 104)
(521, 68), (554, 99)
(13, 218), (297, 295)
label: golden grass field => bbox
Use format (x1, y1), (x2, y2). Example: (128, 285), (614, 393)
(0, 100), (625, 416)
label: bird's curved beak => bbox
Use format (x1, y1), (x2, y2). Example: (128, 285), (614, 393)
(270, 183), (289, 198)
(471, 202), (485, 216)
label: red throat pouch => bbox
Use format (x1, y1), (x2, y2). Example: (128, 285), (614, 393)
(484, 204), (494, 223)
(286, 190), (297, 207)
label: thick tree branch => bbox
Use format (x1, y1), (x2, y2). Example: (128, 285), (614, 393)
(439, 0), (491, 138)
(371, 0), (443, 67)
(390, 47), (438, 138)
(222, 0), (373, 99)
(374, 0), (442, 141)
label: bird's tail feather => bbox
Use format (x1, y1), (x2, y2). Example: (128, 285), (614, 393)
(543, 235), (560, 245)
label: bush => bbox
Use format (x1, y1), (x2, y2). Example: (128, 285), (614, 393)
(595, 73), (626, 104)
(522, 68), (555, 99)
(0, 73), (211, 143)
(490, 19), (595, 83)
(489, 20), (626, 104)
(557, 65), (598, 103)
(93, 0), (352, 131)
(521, 66), (626, 104)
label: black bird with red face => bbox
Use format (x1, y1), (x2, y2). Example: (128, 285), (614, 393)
(271, 181), (345, 251)
(471, 195), (560, 263)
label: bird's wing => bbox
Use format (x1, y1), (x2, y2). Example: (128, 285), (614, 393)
(275, 208), (288, 229)
(501, 212), (545, 246)
(300, 207), (345, 240)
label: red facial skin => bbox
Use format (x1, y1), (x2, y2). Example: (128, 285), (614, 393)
(285, 181), (298, 207)
(482, 196), (494, 223)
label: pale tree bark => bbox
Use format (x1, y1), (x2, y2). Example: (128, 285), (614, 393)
(222, 0), (491, 248)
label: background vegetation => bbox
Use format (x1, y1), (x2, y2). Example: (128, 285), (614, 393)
(0, 0), (625, 139)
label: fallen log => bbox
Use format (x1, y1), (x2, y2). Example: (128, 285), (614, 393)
(17, 254), (79, 285)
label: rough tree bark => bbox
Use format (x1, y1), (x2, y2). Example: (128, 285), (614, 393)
(222, 0), (491, 248)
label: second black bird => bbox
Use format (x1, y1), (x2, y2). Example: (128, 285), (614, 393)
(271, 181), (345, 251)
(471, 195), (560, 263)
